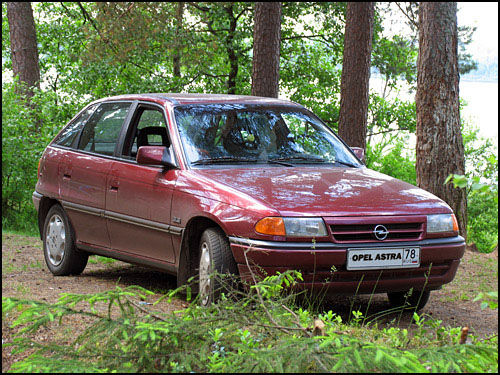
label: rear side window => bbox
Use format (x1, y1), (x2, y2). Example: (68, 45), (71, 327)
(53, 104), (97, 147)
(77, 102), (131, 156)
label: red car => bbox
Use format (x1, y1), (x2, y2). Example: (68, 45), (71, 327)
(33, 94), (465, 308)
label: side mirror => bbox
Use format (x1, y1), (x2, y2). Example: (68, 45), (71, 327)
(136, 146), (176, 169)
(351, 147), (365, 163)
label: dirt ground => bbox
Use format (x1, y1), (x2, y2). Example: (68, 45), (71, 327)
(2, 232), (498, 372)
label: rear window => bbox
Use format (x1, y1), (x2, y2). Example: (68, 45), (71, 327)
(53, 104), (97, 148)
(77, 102), (131, 156)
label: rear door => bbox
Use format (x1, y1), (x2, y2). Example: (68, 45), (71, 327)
(60, 101), (133, 248)
(105, 102), (178, 264)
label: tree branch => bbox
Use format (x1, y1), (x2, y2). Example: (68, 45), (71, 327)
(395, 2), (418, 29)
(185, 2), (210, 12)
(235, 6), (252, 22)
(76, 2), (171, 82)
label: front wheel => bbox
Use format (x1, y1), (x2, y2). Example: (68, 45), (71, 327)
(387, 289), (431, 311)
(43, 204), (88, 276)
(198, 228), (238, 306)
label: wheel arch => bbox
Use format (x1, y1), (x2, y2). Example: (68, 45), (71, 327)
(176, 215), (228, 288)
(37, 197), (60, 239)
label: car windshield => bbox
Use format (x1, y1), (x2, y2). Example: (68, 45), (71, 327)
(174, 104), (361, 167)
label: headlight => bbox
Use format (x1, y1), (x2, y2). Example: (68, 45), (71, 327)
(427, 214), (459, 233)
(255, 217), (327, 237)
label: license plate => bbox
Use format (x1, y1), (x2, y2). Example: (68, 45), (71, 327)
(346, 247), (420, 270)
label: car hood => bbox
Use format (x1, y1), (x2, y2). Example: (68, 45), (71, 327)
(195, 166), (452, 217)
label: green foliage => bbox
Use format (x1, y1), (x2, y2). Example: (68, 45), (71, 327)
(467, 192), (498, 252)
(368, 94), (416, 135)
(2, 81), (84, 234)
(372, 34), (418, 90)
(366, 133), (417, 186)
(446, 174), (498, 252)
(445, 124), (498, 252)
(3, 273), (498, 373)
(280, 2), (346, 129)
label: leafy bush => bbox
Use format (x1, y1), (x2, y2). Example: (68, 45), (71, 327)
(2, 272), (498, 373)
(2, 81), (85, 234)
(446, 132), (498, 254)
(366, 132), (416, 186)
(467, 191), (498, 252)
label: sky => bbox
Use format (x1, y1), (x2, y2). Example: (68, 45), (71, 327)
(381, 2), (498, 65)
(457, 2), (498, 63)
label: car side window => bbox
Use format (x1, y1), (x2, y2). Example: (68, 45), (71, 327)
(77, 102), (131, 156)
(122, 107), (170, 159)
(53, 104), (97, 148)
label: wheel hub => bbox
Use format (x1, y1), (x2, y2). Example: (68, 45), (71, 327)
(199, 242), (212, 305)
(46, 214), (65, 266)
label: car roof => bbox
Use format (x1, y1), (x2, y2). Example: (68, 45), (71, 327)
(91, 93), (301, 107)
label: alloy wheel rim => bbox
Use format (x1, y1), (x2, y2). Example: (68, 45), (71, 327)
(199, 242), (212, 306)
(46, 214), (66, 266)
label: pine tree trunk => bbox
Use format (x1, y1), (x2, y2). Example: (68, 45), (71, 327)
(338, 2), (374, 150)
(251, 2), (281, 98)
(224, 3), (239, 95)
(416, 2), (467, 239)
(173, 2), (184, 79)
(7, 2), (40, 99)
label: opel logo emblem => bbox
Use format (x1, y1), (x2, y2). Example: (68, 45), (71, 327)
(373, 224), (389, 240)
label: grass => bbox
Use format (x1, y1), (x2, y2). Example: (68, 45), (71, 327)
(15, 284), (31, 296)
(2, 231), (42, 275)
(88, 256), (117, 265)
(437, 252), (497, 304)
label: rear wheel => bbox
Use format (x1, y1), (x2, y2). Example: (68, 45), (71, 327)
(43, 204), (88, 276)
(387, 289), (431, 311)
(198, 228), (238, 306)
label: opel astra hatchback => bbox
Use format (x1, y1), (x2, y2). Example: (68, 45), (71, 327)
(33, 94), (465, 308)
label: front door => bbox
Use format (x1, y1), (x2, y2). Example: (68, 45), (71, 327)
(105, 104), (178, 264)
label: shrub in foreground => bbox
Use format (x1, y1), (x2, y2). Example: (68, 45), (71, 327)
(2, 271), (498, 373)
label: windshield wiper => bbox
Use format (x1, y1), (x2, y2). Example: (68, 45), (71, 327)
(191, 156), (258, 165)
(270, 155), (328, 164)
(334, 160), (358, 168)
(270, 155), (358, 168)
(266, 159), (294, 167)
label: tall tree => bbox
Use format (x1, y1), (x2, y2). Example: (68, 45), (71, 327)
(338, 2), (374, 150)
(251, 2), (282, 98)
(173, 2), (184, 78)
(416, 2), (467, 238)
(7, 2), (40, 100)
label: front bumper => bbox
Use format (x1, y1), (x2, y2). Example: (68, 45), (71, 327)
(229, 236), (465, 294)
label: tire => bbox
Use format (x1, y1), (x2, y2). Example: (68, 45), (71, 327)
(43, 204), (88, 276)
(198, 227), (238, 306)
(387, 289), (431, 311)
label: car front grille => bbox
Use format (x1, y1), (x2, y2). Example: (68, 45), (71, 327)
(326, 216), (425, 243)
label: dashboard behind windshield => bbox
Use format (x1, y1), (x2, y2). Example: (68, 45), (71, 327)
(173, 104), (361, 167)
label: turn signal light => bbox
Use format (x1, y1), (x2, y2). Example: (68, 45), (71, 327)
(255, 217), (286, 236)
(452, 214), (459, 233)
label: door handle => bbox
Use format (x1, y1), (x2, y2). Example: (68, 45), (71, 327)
(63, 174), (71, 179)
(109, 185), (119, 191)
